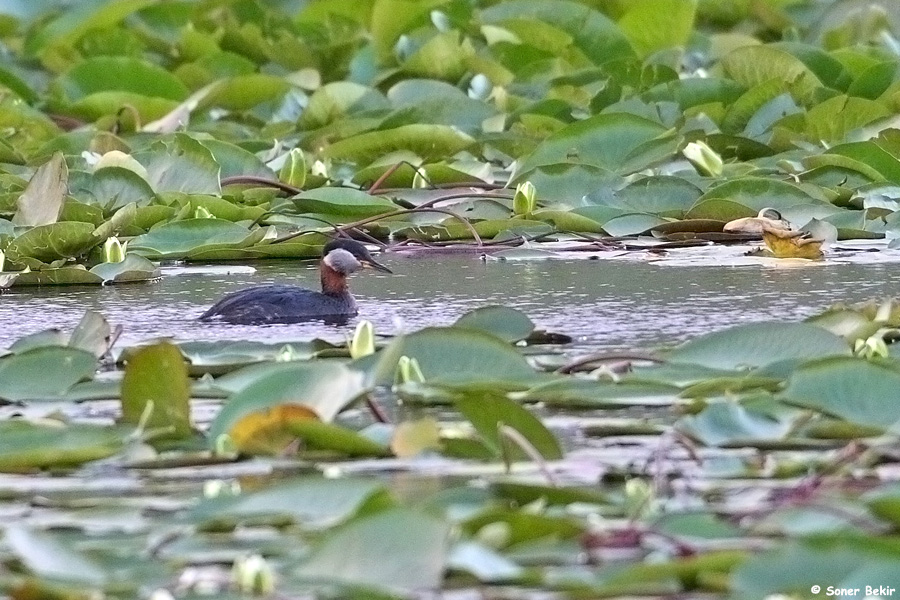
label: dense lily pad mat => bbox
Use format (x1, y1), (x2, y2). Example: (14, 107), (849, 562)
(2, 0), (900, 285)
(0, 300), (897, 597)
(3, 0), (900, 597)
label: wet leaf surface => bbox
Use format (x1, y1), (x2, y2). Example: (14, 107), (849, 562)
(0, 347), (97, 402)
(295, 508), (450, 592)
(121, 341), (192, 439)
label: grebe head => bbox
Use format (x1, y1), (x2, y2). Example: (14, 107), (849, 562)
(322, 239), (392, 275)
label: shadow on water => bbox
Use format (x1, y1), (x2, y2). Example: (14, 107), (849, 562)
(1, 253), (899, 351)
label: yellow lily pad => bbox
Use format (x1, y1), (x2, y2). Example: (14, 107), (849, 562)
(229, 404), (318, 455)
(762, 225), (824, 259)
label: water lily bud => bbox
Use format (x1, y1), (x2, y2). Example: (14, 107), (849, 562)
(682, 141), (723, 177)
(103, 237), (127, 263)
(349, 320), (375, 359)
(521, 497), (547, 514)
(81, 151), (101, 168)
(490, 86), (509, 111)
(214, 433), (238, 457)
(854, 334), (889, 359)
(397, 355), (425, 384)
(279, 148), (306, 188)
(148, 590), (176, 600)
(93, 150), (150, 181)
(275, 344), (299, 362)
(232, 554), (275, 595)
(311, 159), (329, 178)
(475, 521), (511, 549)
(412, 169), (429, 189)
(203, 479), (241, 498)
(468, 74), (492, 100)
(430, 10), (451, 32)
(513, 181), (536, 215)
(194, 206), (214, 219)
(481, 25), (521, 46)
(394, 34), (414, 61)
(624, 477), (655, 519)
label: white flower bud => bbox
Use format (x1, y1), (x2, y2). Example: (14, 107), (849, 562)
(683, 141), (723, 177)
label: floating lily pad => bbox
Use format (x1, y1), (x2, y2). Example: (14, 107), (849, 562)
(371, 327), (542, 387)
(87, 254), (160, 283)
(12, 151), (67, 227)
(676, 401), (793, 447)
(128, 219), (262, 259)
(5, 221), (99, 266)
(0, 347), (97, 402)
(191, 477), (389, 530)
(457, 393), (563, 461)
(296, 508), (450, 592)
(668, 322), (850, 370)
(207, 362), (367, 448)
(781, 357), (900, 429)
(454, 305), (535, 343)
(121, 341), (192, 439)
(5, 526), (109, 585)
(0, 420), (127, 471)
(291, 187), (398, 218)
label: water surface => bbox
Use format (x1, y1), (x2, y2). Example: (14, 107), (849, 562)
(1, 250), (898, 352)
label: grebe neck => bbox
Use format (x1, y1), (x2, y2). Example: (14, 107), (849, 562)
(320, 262), (349, 296)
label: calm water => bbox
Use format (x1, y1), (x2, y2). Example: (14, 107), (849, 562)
(0, 251), (898, 352)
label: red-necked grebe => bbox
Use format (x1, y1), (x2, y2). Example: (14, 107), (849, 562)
(199, 239), (392, 324)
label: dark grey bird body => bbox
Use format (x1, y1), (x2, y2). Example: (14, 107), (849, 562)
(198, 284), (357, 324)
(199, 239), (391, 325)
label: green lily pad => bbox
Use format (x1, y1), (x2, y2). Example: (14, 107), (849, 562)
(517, 113), (668, 174)
(177, 339), (335, 376)
(457, 393), (563, 461)
(691, 177), (824, 218)
(371, 327), (542, 387)
(5, 526), (109, 585)
(519, 379), (681, 408)
(88, 254), (160, 283)
(68, 166), (155, 211)
(618, 0), (697, 58)
(296, 508), (450, 592)
(5, 221), (99, 266)
(676, 401), (793, 447)
(134, 134), (221, 195)
(12, 151), (67, 227)
(288, 420), (390, 458)
(299, 81), (389, 130)
(0, 347), (97, 402)
(0, 420), (127, 471)
(121, 341), (192, 439)
(668, 322), (851, 370)
(781, 357), (900, 429)
(206, 362), (367, 448)
(128, 219), (261, 259)
(291, 187), (398, 218)
(199, 74), (290, 111)
(53, 56), (188, 105)
(322, 124), (475, 164)
(721, 45), (822, 102)
(732, 538), (900, 600)
(191, 477), (389, 530)
(455, 305), (535, 343)
(481, 0), (634, 65)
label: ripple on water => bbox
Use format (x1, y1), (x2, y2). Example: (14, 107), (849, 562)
(2, 254), (899, 352)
